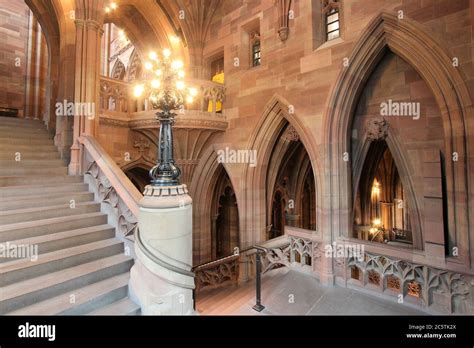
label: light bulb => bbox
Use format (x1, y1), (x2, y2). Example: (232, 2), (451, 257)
(176, 81), (185, 90)
(170, 35), (180, 43)
(105, 7), (110, 13)
(110, 3), (117, 9)
(134, 85), (144, 98)
(178, 70), (185, 78)
(151, 79), (160, 88)
(189, 87), (198, 96)
(373, 219), (381, 226)
(149, 51), (158, 61)
(145, 62), (153, 70)
(155, 69), (162, 76)
(186, 96), (194, 103)
(171, 60), (183, 70)
(163, 48), (171, 58)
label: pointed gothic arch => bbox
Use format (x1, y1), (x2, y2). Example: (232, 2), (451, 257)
(190, 145), (241, 264)
(241, 95), (322, 248)
(111, 59), (126, 80)
(323, 11), (473, 268)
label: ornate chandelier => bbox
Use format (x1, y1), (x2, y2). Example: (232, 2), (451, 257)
(133, 49), (197, 186)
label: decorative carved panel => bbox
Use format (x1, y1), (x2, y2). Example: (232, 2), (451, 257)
(368, 270), (381, 286)
(347, 250), (474, 314)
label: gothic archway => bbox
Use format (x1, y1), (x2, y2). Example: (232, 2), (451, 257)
(190, 145), (241, 264)
(323, 12), (472, 267)
(211, 167), (240, 259)
(241, 95), (322, 248)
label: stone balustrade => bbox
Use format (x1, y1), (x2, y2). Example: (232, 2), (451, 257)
(333, 240), (474, 314)
(80, 135), (141, 253)
(99, 76), (131, 114)
(99, 76), (225, 116)
(193, 254), (240, 292)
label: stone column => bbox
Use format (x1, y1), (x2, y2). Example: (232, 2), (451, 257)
(130, 184), (195, 315)
(24, 11), (36, 119)
(69, 13), (103, 175)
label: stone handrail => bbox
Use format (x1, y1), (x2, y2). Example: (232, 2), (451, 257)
(79, 135), (141, 241)
(244, 235), (291, 275)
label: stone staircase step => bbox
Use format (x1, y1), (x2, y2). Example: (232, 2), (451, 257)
(0, 212), (108, 243)
(0, 151), (60, 160)
(0, 254), (133, 314)
(0, 137), (54, 145)
(0, 201), (101, 224)
(89, 297), (140, 315)
(0, 159), (66, 167)
(0, 183), (89, 198)
(0, 143), (57, 152)
(0, 166), (67, 176)
(8, 273), (130, 315)
(0, 224), (115, 261)
(0, 175), (81, 187)
(0, 239), (124, 287)
(0, 191), (94, 210)
(0, 130), (51, 139)
(0, 117), (137, 316)
(0, 117), (46, 127)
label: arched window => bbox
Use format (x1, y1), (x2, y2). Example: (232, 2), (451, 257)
(323, 1), (340, 41)
(250, 31), (261, 67)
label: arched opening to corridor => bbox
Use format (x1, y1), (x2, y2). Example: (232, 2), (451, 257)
(266, 123), (316, 240)
(124, 166), (150, 193)
(211, 165), (239, 259)
(353, 139), (413, 246)
(0, 0), (58, 128)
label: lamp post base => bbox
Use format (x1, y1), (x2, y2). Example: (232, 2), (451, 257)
(252, 304), (265, 312)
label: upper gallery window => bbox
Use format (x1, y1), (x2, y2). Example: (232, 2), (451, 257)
(323, 1), (340, 41)
(250, 31), (261, 67)
(326, 7), (340, 41)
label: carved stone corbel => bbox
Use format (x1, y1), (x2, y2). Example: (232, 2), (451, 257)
(277, 0), (292, 41)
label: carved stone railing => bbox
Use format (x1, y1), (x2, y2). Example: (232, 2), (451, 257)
(193, 254), (239, 292)
(99, 76), (226, 117)
(99, 76), (131, 113)
(191, 78), (225, 115)
(345, 249), (474, 314)
(80, 135), (141, 246)
(285, 226), (320, 275)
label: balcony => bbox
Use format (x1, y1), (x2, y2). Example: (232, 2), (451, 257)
(99, 76), (226, 119)
(98, 76), (228, 185)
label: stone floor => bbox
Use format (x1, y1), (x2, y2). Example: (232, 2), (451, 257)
(196, 268), (426, 315)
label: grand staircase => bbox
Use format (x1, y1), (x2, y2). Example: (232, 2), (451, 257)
(0, 117), (139, 315)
